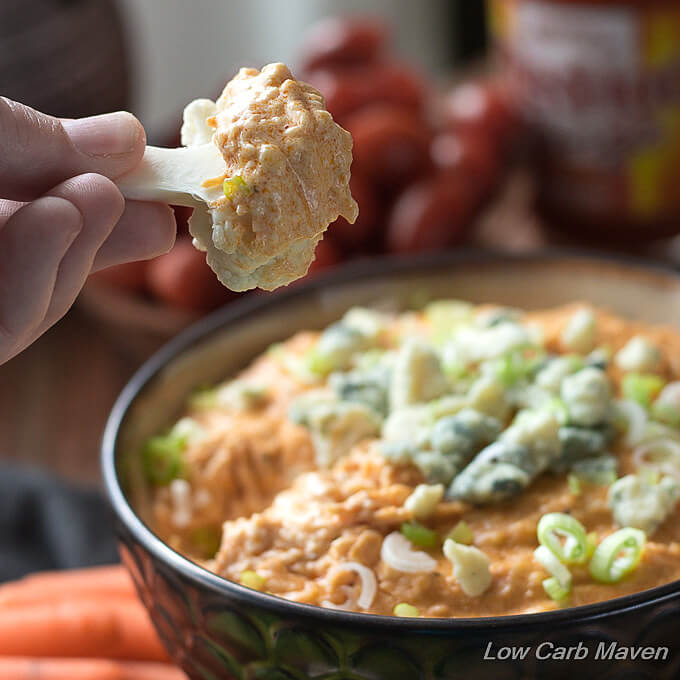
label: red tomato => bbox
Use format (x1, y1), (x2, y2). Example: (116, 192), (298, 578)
(300, 17), (387, 72)
(430, 131), (502, 198)
(146, 239), (234, 312)
(347, 105), (432, 188)
(89, 261), (147, 293)
(444, 81), (517, 148)
(386, 171), (479, 254)
(306, 237), (343, 276)
(328, 171), (378, 251)
(306, 61), (427, 123)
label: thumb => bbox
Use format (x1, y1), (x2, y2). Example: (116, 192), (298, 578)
(0, 97), (146, 202)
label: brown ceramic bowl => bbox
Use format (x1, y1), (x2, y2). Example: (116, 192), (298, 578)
(103, 250), (680, 680)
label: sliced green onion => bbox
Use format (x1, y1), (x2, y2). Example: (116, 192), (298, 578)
(651, 401), (680, 428)
(622, 374), (666, 409)
(393, 602), (419, 617)
(568, 474), (581, 495)
(446, 520), (474, 545)
(537, 513), (589, 565)
(171, 417), (206, 445)
(401, 522), (439, 549)
(534, 545), (572, 589)
(354, 349), (386, 371)
(546, 397), (570, 425)
(240, 570), (266, 591)
(191, 526), (221, 558)
(141, 433), (186, 485)
(494, 353), (524, 386)
(543, 576), (570, 603)
(424, 300), (473, 345)
(306, 348), (338, 376)
(223, 175), (249, 199)
(589, 528), (646, 584)
(566, 354), (586, 371)
(442, 357), (468, 381)
(586, 532), (598, 560)
(217, 381), (269, 410)
(495, 350), (545, 386)
(642, 467), (661, 485)
(268, 345), (319, 383)
(188, 387), (218, 411)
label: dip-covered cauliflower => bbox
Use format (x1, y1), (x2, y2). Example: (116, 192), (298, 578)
(183, 63), (358, 291)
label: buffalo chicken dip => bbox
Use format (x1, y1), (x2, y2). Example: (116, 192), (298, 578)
(136, 302), (680, 617)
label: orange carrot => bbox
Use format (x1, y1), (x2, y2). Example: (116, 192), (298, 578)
(0, 600), (169, 662)
(0, 657), (187, 680)
(0, 566), (136, 608)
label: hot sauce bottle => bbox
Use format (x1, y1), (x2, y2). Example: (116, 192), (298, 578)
(489, 0), (680, 241)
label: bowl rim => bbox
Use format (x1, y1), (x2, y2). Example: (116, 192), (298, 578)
(102, 247), (680, 631)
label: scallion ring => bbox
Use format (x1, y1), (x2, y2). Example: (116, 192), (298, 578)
(589, 528), (646, 584)
(446, 520), (474, 545)
(141, 433), (186, 485)
(537, 513), (588, 565)
(393, 602), (419, 617)
(542, 576), (570, 603)
(401, 522), (439, 549)
(534, 545), (572, 589)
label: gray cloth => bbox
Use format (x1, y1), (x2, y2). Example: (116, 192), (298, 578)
(0, 463), (118, 582)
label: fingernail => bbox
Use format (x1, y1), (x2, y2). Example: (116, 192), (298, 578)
(63, 111), (141, 157)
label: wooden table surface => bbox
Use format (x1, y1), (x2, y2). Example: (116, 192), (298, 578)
(1, 173), (678, 487)
(0, 306), (136, 485)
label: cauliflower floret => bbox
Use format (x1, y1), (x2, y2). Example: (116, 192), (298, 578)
(404, 483), (444, 519)
(306, 402), (382, 467)
(311, 322), (370, 375)
(216, 380), (269, 410)
(443, 539), (493, 596)
(390, 340), (449, 410)
(466, 374), (510, 420)
(501, 408), (561, 470)
(341, 307), (389, 343)
(609, 474), (680, 535)
(535, 356), (581, 393)
(382, 406), (432, 447)
(561, 367), (611, 427)
(560, 308), (597, 354)
(615, 336), (663, 374)
(190, 209), (323, 292)
(288, 389), (337, 426)
(181, 98), (217, 147)
(444, 321), (533, 366)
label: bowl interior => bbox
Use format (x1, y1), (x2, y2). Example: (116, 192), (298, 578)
(113, 252), (680, 535)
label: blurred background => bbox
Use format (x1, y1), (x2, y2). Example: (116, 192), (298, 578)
(1, 0), (679, 490)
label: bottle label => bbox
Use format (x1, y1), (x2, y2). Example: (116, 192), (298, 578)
(492, 0), (680, 223)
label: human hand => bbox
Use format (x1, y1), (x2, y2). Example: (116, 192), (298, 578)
(0, 98), (177, 365)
